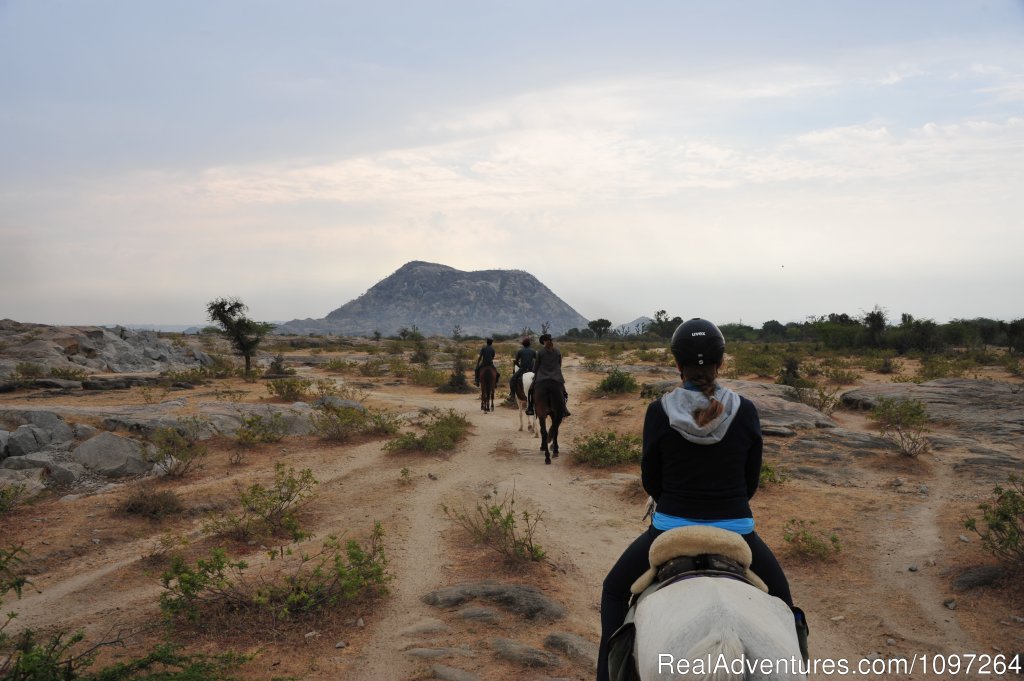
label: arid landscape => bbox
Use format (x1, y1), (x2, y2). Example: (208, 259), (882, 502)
(2, 330), (1023, 681)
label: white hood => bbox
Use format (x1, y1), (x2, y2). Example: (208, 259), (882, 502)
(660, 385), (741, 444)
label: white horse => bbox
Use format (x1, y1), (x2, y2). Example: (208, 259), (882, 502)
(513, 371), (536, 433)
(634, 578), (806, 680)
(630, 526), (806, 680)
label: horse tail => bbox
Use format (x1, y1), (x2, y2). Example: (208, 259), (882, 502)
(685, 629), (747, 680)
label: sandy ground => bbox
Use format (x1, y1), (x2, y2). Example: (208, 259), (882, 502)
(2, 349), (1023, 680)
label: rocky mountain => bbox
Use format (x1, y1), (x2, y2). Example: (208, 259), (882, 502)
(275, 261), (590, 337)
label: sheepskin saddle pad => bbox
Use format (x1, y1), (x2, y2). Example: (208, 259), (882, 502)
(630, 525), (769, 595)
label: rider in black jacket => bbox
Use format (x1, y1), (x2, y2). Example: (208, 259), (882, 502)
(596, 319), (807, 680)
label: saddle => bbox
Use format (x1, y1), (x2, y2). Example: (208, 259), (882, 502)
(607, 526), (770, 681)
(630, 525), (769, 595)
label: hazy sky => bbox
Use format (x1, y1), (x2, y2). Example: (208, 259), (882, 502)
(2, 1), (1022, 329)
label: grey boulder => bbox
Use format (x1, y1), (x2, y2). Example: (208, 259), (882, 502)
(72, 432), (152, 477)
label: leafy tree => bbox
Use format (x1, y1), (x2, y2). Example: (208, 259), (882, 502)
(862, 306), (888, 348)
(206, 298), (273, 373)
(588, 319), (612, 339)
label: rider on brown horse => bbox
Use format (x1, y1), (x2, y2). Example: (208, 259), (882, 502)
(474, 337), (499, 386)
(526, 333), (570, 417)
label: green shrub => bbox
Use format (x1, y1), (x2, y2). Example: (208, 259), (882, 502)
(785, 383), (841, 415)
(760, 461), (787, 486)
(964, 475), (1024, 568)
(359, 358), (387, 376)
(572, 432), (641, 468)
(263, 354), (295, 377)
(309, 404), (369, 442)
(869, 397), (930, 457)
(823, 366), (860, 385)
(385, 409), (470, 453)
(916, 354), (967, 381)
(120, 486), (185, 520)
(443, 488), (545, 563)
(407, 366), (447, 387)
(782, 518), (840, 561)
(160, 525), (390, 628)
(266, 377), (313, 401)
(0, 483), (27, 515)
(323, 358), (356, 373)
(597, 367), (638, 394)
(234, 411), (289, 448)
(48, 367), (89, 381)
(634, 348), (669, 363)
(14, 362), (45, 379)
(204, 464), (317, 541)
(149, 417), (209, 478)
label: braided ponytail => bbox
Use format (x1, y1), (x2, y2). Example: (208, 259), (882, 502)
(681, 364), (723, 427)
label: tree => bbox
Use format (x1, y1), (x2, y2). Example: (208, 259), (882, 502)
(588, 319), (612, 339)
(206, 297), (273, 373)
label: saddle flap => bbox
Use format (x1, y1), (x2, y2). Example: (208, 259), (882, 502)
(630, 525), (769, 594)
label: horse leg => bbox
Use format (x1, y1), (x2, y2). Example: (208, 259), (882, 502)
(539, 418), (551, 464)
(550, 414), (561, 458)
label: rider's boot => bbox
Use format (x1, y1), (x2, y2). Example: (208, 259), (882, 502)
(792, 606), (809, 663)
(525, 392), (534, 416)
(562, 390), (571, 418)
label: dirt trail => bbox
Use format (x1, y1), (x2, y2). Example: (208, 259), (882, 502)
(2, 357), (1022, 681)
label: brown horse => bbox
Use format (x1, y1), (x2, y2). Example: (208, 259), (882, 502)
(532, 378), (564, 464)
(479, 365), (497, 412)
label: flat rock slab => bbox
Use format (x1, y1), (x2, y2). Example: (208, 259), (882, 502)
(430, 664), (480, 681)
(543, 632), (598, 670)
(842, 379), (1024, 446)
(72, 431), (151, 477)
(397, 617), (451, 638)
(952, 565), (1004, 592)
(423, 581), (566, 620)
(492, 637), (561, 668)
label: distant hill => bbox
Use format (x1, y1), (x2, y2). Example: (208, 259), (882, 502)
(274, 261), (590, 337)
(614, 317), (652, 336)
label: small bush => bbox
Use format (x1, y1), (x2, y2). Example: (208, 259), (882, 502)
(916, 354), (967, 381)
(785, 383), (841, 415)
(48, 367), (89, 381)
(782, 518), (840, 561)
(385, 409), (470, 453)
(443, 488), (545, 563)
(572, 432), (641, 468)
(760, 461), (787, 486)
(407, 366), (447, 387)
(869, 397), (930, 457)
(14, 362), (45, 379)
(205, 464), (318, 541)
(0, 483), (28, 515)
(263, 354), (295, 377)
(235, 411), (289, 448)
(359, 359), (387, 377)
(266, 377), (313, 401)
(323, 358), (356, 373)
(597, 367), (638, 394)
(160, 524), (390, 629)
(634, 348), (668, 363)
(964, 475), (1024, 568)
(121, 486), (185, 520)
(149, 417), (209, 478)
(309, 404), (369, 442)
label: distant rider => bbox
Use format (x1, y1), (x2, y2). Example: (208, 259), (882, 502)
(510, 336), (537, 400)
(527, 333), (570, 417)
(474, 337), (497, 386)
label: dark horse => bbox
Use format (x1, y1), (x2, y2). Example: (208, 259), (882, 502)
(532, 378), (564, 464)
(479, 365), (497, 412)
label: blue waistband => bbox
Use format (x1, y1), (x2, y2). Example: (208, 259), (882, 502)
(652, 511), (755, 535)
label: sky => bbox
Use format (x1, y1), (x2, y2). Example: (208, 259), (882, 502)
(2, 1), (1023, 330)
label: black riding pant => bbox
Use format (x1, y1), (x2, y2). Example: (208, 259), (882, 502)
(596, 524), (793, 681)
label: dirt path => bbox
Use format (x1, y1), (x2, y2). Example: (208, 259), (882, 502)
(3, 359), (1022, 681)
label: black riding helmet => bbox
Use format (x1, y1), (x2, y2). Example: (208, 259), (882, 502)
(670, 318), (725, 367)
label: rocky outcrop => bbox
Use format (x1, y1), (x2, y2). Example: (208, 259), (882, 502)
(841, 379), (1024, 446)
(275, 261), (590, 337)
(0, 319), (211, 381)
(71, 432), (153, 477)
